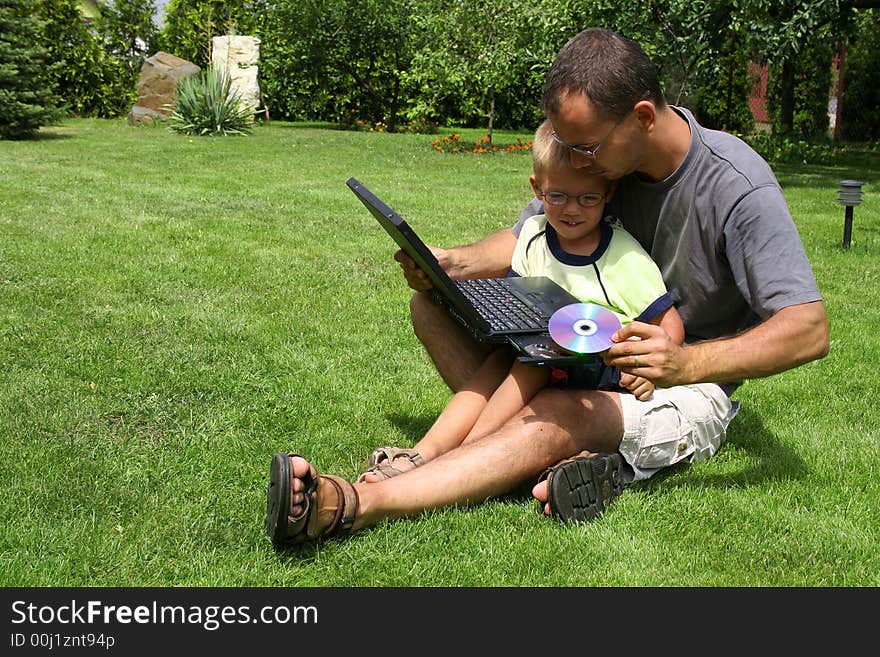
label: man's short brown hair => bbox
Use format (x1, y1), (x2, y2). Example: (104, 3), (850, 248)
(542, 28), (666, 121)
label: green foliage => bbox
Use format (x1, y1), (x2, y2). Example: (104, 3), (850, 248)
(158, 0), (265, 69)
(36, 0), (133, 118)
(167, 66), (253, 136)
(402, 0), (545, 135)
(95, 0), (158, 88)
(738, 0), (851, 64)
(767, 28), (834, 138)
(152, 0), (876, 141)
(261, 0), (415, 130)
(688, 32), (755, 133)
(840, 9), (880, 141)
(0, 0), (61, 138)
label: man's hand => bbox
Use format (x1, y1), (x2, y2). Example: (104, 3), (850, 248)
(393, 229), (518, 292)
(603, 322), (688, 388)
(605, 302), (829, 388)
(394, 248), (439, 292)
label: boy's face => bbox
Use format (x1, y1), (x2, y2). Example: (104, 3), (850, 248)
(530, 166), (609, 246)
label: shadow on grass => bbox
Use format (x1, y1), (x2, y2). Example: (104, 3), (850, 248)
(17, 130), (74, 141)
(267, 121), (340, 130)
(637, 405), (810, 494)
(386, 413), (435, 443)
(772, 162), (880, 188)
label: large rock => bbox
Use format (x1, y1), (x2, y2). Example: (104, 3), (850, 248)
(211, 36), (263, 118)
(127, 52), (200, 126)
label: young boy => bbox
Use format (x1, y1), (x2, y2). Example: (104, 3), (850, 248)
(359, 120), (684, 482)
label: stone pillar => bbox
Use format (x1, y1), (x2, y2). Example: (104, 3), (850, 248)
(211, 36), (262, 118)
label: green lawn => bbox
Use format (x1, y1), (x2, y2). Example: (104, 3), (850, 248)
(1, 119), (878, 586)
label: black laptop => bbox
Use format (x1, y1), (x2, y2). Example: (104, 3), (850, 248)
(347, 177), (586, 365)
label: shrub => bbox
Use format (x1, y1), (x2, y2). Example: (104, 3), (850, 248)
(430, 134), (532, 153)
(167, 67), (253, 136)
(37, 0), (133, 118)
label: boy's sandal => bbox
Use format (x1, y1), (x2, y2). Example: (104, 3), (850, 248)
(266, 453), (359, 547)
(536, 451), (625, 522)
(356, 446), (425, 483)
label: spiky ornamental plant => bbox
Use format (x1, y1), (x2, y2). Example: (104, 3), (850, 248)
(167, 66), (253, 136)
(0, 0), (61, 139)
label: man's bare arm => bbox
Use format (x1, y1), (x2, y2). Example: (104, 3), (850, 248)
(606, 300), (830, 387)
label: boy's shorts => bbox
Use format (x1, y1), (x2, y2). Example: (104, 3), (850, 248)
(618, 384), (740, 482)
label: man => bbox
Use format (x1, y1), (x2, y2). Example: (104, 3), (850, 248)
(265, 28), (828, 545)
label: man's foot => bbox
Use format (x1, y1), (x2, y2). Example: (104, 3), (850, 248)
(532, 452), (624, 522)
(266, 453), (359, 546)
(357, 446), (425, 483)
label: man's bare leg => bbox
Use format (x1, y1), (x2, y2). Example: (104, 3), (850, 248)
(410, 291), (491, 392)
(287, 387), (625, 534)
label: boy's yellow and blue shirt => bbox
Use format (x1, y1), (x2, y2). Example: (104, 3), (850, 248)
(510, 214), (673, 325)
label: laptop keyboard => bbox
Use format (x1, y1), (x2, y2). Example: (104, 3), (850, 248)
(456, 278), (547, 332)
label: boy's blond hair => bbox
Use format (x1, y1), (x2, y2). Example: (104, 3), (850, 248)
(532, 119), (574, 179)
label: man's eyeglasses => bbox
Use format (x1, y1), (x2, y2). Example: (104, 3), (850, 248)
(537, 190), (605, 208)
(550, 94), (648, 159)
(550, 111), (630, 160)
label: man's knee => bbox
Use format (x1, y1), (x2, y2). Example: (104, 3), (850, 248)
(532, 386), (619, 418)
(528, 387), (624, 453)
(409, 291), (439, 341)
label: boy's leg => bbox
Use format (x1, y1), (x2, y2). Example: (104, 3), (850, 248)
(463, 361), (550, 442)
(358, 293), (506, 482)
(410, 347), (514, 461)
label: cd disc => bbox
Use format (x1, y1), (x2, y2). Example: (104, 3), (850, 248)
(548, 303), (621, 354)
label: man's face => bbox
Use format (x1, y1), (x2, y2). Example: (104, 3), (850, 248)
(548, 92), (640, 180)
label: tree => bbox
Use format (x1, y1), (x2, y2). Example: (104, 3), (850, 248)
(0, 0), (61, 138)
(404, 0), (546, 139)
(36, 0), (132, 117)
(738, 0), (868, 134)
(839, 8), (880, 140)
(262, 0), (416, 129)
(96, 0), (158, 86)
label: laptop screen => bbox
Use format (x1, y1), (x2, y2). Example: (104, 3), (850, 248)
(346, 177), (472, 309)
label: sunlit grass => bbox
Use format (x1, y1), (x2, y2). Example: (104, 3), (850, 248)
(0, 119), (877, 586)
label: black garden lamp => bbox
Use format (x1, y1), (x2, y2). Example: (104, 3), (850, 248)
(837, 179), (863, 250)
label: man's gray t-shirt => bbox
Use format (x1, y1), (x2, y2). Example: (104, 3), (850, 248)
(517, 107), (821, 364)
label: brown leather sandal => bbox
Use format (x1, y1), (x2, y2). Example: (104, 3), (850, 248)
(356, 446), (425, 483)
(266, 453), (359, 547)
(536, 451), (624, 522)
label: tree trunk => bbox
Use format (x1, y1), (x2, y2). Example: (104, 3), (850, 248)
(779, 60), (795, 134)
(833, 44), (846, 141)
(487, 88), (495, 145)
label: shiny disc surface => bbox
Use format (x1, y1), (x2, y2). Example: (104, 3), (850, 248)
(548, 303), (621, 354)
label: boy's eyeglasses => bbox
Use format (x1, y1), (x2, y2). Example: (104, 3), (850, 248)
(538, 190), (605, 207)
